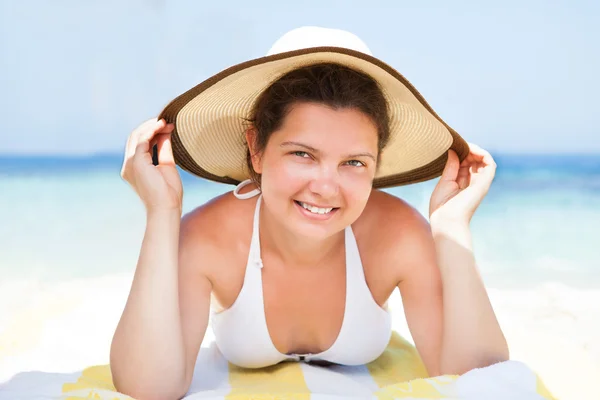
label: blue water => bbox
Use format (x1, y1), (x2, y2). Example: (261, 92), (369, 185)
(1, 153), (599, 289)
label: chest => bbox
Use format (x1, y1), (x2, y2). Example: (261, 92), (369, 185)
(260, 257), (347, 353)
(210, 246), (395, 354)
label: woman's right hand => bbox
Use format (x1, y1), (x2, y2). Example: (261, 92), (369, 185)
(121, 118), (183, 213)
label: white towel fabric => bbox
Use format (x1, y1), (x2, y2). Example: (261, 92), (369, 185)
(0, 332), (555, 400)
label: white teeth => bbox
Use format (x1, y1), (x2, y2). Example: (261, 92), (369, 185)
(299, 202), (333, 214)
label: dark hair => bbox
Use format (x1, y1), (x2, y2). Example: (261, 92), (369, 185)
(244, 62), (390, 186)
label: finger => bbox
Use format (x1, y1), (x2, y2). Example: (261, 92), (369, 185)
(134, 138), (153, 167)
(457, 165), (470, 189)
(122, 118), (170, 181)
(146, 122), (174, 148)
(480, 160), (496, 180)
(461, 153), (475, 166)
(122, 119), (163, 176)
(134, 120), (169, 159)
(134, 118), (161, 136)
(156, 132), (175, 165)
(440, 150), (460, 182)
(467, 143), (495, 166)
(462, 146), (487, 162)
(125, 118), (160, 160)
(138, 119), (171, 145)
(124, 120), (162, 179)
(136, 121), (173, 163)
(477, 161), (488, 173)
(480, 149), (495, 168)
(150, 123), (174, 165)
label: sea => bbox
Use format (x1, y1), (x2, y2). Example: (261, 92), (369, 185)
(1, 153), (599, 289)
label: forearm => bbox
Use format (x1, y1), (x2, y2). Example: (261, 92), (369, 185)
(430, 219), (509, 375)
(111, 208), (187, 399)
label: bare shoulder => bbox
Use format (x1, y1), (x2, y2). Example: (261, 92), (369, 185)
(354, 190), (434, 285)
(355, 189), (431, 240)
(182, 192), (251, 237)
(179, 191), (255, 277)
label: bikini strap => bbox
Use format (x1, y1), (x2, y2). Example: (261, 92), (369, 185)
(233, 179), (264, 269)
(250, 194), (263, 268)
(233, 179), (261, 199)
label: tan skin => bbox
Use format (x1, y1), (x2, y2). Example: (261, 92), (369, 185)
(114, 101), (500, 398)
(178, 103), (442, 373)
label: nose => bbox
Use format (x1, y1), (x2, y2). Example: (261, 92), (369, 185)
(308, 165), (339, 200)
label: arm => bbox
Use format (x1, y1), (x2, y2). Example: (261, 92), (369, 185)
(397, 207), (508, 377)
(396, 208), (443, 377)
(110, 209), (212, 400)
(430, 218), (509, 375)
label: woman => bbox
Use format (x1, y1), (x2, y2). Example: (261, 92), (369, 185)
(110, 27), (508, 400)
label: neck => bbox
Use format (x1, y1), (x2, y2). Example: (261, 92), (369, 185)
(259, 200), (345, 268)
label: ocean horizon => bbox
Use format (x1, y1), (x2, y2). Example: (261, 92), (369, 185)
(1, 152), (599, 289)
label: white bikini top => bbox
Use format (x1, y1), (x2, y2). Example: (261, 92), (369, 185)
(210, 180), (392, 368)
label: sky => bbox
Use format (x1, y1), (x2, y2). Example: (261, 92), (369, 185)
(0, 0), (598, 155)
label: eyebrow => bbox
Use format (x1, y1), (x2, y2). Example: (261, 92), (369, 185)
(280, 141), (376, 162)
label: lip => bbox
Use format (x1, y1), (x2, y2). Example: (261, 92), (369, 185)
(296, 200), (338, 209)
(293, 200), (338, 221)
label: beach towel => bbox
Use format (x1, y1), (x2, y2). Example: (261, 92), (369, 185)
(1, 331), (555, 400)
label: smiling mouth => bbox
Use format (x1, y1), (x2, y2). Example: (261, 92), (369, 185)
(293, 200), (339, 215)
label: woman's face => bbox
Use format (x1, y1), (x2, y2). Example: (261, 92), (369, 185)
(250, 102), (379, 240)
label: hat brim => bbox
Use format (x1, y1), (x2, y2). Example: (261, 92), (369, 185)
(158, 46), (469, 188)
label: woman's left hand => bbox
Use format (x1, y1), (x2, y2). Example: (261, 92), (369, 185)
(429, 143), (496, 225)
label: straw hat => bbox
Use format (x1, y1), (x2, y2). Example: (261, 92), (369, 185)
(157, 26), (469, 188)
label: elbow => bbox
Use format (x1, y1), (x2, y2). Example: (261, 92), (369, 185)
(440, 347), (510, 376)
(477, 340), (511, 370)
(485, 345), (510, 368)
(473, 350), (510, 372)
(111, 364), (190, 400)
(113, 379), (189, 400)
(110, 345), (190, 400)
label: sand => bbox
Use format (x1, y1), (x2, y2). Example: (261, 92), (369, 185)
(1, 274), (599, 400)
